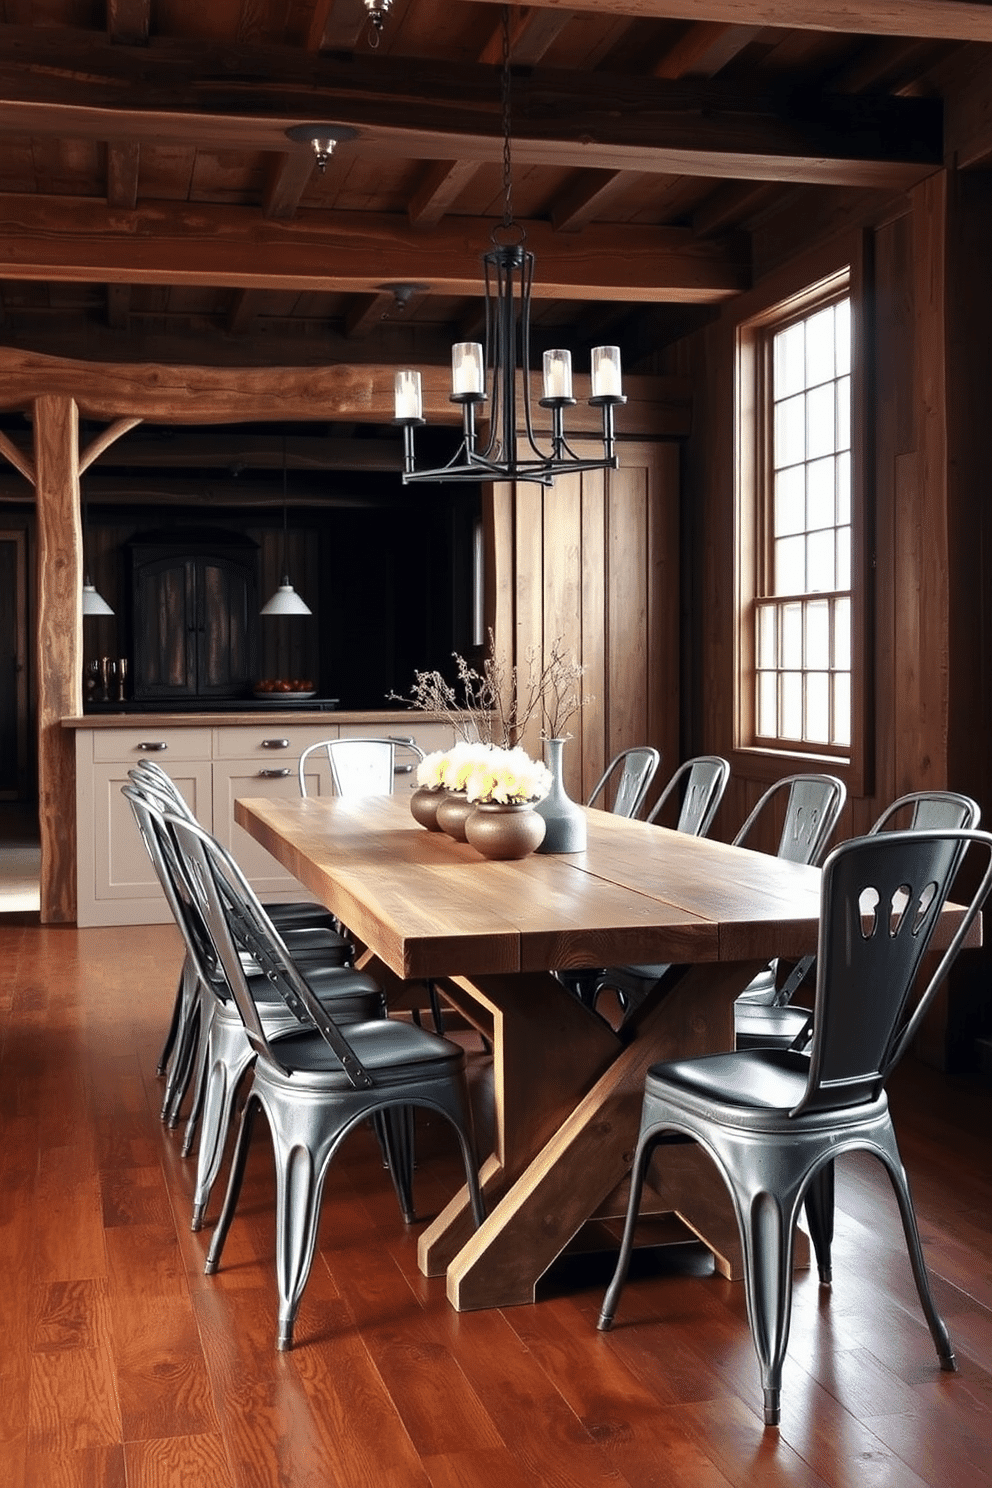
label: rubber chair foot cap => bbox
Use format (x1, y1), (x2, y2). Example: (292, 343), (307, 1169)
(597, 1313), (615, 1332)
(763, 1390), (781, 1428)
(203, 1258), (218, 1275)
(277, 1329), (294, 1351)
(941, 1352), (958, 1372)
(190, 1204), (206, 1232)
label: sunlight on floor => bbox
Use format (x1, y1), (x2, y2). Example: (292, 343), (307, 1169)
(0, 842), (41, 912)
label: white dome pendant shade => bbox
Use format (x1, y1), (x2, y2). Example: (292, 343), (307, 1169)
(261, 438), (311, 616)
(82, 578), (114, 616)
(261, 580), (311, 617)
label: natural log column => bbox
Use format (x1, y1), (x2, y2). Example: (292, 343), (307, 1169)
(34, 394), (81, 923)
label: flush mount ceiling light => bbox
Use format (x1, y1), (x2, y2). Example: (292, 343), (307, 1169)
(392, 6), (625, 488)
(284, 123), (358, 173)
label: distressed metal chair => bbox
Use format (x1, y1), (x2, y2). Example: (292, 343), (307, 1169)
(297, 734), (424, 798)
(165, 808), (486, 1351)
(644, 754), (731, 835)
(586, 746), (661, 819)
(563, 756), (732, 1014)
(128, 759), (352, 1132)
(124, 778), (388, 1232)
(598, 826), (992, 1428)
(735, 787), (979, 1050)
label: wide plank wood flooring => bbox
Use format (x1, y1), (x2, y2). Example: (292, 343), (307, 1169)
(1, 920), (990, 1487)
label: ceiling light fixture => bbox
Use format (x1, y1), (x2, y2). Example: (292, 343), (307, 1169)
(261, 439), (312, 617)
(393, 5), (625, 488)
(80, 481), (113, 616)
(364, 0), (392, 47)
(284, 123), (358, 174)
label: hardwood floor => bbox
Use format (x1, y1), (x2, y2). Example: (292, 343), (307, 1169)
(1, 920), (990, 1487)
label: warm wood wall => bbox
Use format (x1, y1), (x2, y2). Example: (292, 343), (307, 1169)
(674, 166), (991, 1066)
(490, 439), (681, 808)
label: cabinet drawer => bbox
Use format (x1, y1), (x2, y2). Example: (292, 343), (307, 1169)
(91, 726), (213, 763)
(212, 722), (341, 760)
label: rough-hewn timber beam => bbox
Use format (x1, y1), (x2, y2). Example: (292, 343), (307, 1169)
(0, 26), (942, 187)
(0, 347), (689, 438)
(464, 0), (992, 44)
(0, 198), (749, 304)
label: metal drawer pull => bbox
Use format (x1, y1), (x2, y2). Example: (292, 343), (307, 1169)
(261, 738), (290, 749)
(394, 764), (414, 774)
(259, 767), (291, 778)
(137, 741), (168, 751)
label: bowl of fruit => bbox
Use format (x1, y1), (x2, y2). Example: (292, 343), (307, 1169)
(253, 678), (317, 701)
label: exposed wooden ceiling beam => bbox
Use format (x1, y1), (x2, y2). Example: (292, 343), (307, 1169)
(408, 6), (573, 230)
(652, 20), (757, 77)
(0, 430), (405, 471)
(464, 0), (992, 44)
(0, 27), (942, 188)
(262, 150), (317, 220)
(0, 196), (749, 303)
(107, 0), (150, 45)
(552, 169), (646, 232)
(106, 140), (140, 210)
(106, 283), (131, 330)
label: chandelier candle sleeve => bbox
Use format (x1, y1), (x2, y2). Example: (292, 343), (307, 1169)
(591, 346), (623, 400)
(394, 369), (423, 422)
(452, 343), (485, 398)
(543, 350), (573, 402)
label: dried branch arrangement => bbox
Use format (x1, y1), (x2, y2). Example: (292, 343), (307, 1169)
(393, 632), (591, 746)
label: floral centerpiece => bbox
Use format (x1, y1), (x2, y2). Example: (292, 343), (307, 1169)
(398, 634), (591, 853)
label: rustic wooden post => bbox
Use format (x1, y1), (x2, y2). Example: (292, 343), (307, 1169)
(34, 394), (81, 923)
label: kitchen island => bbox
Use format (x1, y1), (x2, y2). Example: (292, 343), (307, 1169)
(64, 710), (455, 926)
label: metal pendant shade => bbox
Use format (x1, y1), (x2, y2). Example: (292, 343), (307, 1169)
(82, 579), (114, 616)
(261, 581), (311, 617)
(261, 439), (311, 616)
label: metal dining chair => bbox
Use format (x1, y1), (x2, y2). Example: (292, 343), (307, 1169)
(735, 787), (979, 1049)
(297, 735), (424, 798)
(598, 826), (992, 1428)
(644, 755), (731, 836)
(586, 746), (661, 819)
(123, 778), (389, 1232)
(128, 758), (352, 1131)
(562, 755), (732, 1014)
(165, 807), (486, 1351)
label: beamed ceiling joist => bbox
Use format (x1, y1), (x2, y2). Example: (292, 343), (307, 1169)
(0, 26), (941, 188)
(464, 0), (992, 44)
(0, 198), (747, 303)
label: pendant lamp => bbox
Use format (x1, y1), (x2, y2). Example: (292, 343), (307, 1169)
(81, 481), (114, 616)
(261, 439), (311, 616)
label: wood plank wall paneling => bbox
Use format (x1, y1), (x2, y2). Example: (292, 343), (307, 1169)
(675, 168), (992, 1064)
(496, 441), (680, 808)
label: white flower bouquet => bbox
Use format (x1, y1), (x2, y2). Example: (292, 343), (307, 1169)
(418, 742), (551, 805)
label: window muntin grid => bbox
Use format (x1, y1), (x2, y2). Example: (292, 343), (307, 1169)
(757, 297), (852, 750)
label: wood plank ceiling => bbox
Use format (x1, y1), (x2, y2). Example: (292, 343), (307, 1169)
(0, 0), (987, 485)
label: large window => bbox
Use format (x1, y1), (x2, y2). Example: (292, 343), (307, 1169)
(736, 260), (868, 789)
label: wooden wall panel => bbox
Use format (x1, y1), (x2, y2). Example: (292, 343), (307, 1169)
(494, 441), (680, 808)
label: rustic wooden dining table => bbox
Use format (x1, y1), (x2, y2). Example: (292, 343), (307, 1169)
(233, 790), (849, 1310)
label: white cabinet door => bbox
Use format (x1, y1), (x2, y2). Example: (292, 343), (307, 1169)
(212, 759), (315, 900)
(78, 758), (213, 927)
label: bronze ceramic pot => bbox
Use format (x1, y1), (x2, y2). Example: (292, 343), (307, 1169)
(436, 790), (475, 841)
(409, 785), (445, 831)
(465, 801), (547, 860)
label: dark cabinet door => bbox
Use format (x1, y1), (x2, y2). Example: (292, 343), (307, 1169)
(132, 548), (257, 700)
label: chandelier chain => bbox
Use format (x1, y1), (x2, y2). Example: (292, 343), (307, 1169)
(500, 4), (514, 231)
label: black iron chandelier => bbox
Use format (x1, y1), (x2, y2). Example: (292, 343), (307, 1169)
(392, 7), (626, 487)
